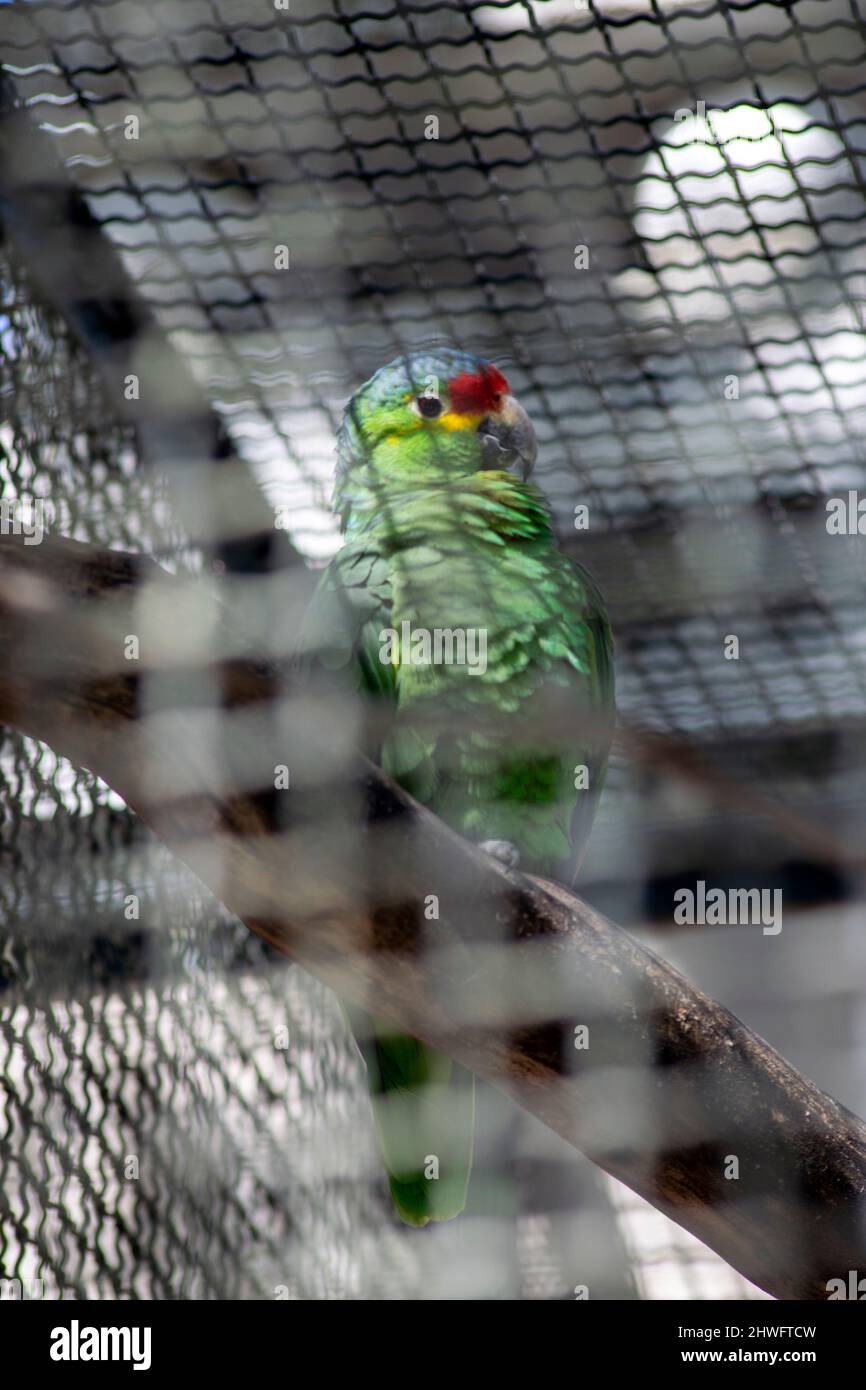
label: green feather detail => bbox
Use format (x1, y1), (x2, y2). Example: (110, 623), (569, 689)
(343, 1004), (475, 1227)
(303, 356), (615, 1226)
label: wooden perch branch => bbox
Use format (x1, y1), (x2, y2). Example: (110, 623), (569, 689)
(1, 530), (865, 1300)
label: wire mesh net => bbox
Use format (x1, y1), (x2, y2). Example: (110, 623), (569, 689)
(1, 0), (865, 1300)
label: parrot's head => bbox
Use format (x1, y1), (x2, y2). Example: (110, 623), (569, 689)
(334, 348), (537, 528)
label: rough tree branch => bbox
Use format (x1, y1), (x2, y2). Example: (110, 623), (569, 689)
(1, 530), (865, 1300)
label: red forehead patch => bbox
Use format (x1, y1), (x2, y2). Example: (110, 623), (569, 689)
(448, 364), (509, 415)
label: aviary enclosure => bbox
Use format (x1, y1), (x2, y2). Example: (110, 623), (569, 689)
(1, 0), (865, 1309)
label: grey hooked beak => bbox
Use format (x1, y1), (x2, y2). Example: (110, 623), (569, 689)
(477, 395), (538, 480)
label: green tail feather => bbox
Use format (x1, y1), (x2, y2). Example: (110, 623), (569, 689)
(344, 1005), (475, 1226)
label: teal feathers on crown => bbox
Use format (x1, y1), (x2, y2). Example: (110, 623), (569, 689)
(336, 347), (490, 469)
(333, 347), (530, 530)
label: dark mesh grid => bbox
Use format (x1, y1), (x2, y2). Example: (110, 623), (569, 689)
(2, 0), (866, 1300)
(0, 249), (425, 1299)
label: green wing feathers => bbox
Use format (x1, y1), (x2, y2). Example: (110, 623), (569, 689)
(301, 477), (614, 1224)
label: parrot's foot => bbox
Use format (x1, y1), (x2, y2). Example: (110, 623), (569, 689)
(479, 839), (521, 870)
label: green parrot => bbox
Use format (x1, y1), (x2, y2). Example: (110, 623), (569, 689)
(301, 348), (615, 1226)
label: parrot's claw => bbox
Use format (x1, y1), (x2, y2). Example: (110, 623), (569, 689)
(479, 839), (521, 870)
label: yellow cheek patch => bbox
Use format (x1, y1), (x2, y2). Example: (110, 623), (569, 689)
(398, 391), (485, 433)
(438, 410), (485, 432)
(383, 411), (482, 445)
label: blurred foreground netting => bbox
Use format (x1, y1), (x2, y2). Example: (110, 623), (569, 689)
(2, 0), (866, 1298)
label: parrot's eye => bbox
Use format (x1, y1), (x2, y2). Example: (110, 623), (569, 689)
(416, 395), (443, 420)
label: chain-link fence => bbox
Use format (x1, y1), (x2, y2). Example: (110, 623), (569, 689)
(2, 0), (866, 1300)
